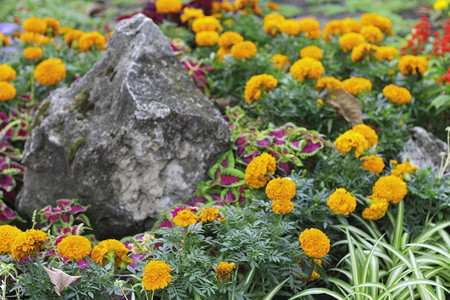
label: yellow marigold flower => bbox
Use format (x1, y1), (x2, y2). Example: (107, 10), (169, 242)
(37, 35), (54, 45)
(361, 26), (383, 43)
(339, 32), (365, 52)
(315, 77), (342, 92)
(105, 30), (114, 40)
(155, 0), (182, 13)
(235, 0), (262, 15)
(0, 33), (10, 46)
(244, 74), (278, 104)
(372, 175), (407, 203)
(91, 239), (133, 268)
(44, 17), (60, 36)
(216, 47), (231, 62)
(143, 260), (172, 291)
(327, 188), (356, 215)
(22, 17), (47, 34)
(298, 18), (320, 32)
(263, 13), (285, 35)
(351, 43), (378, 62)
(195, 31), (219, 46)
(391, 161), (419, 178)
(323, 19), (359, 41)
(244, 152), (276, 189)
(78, 32), (106, 52)
(334, 129), (369, 157)
(290, 57), (324, 82)
(34, 58), (66, 86)
(300, 45), (323, 60)
(360, 155), (385, 174)
(279, 19), (301, 36)
(306, 29), (321, 39)
(64, 29), (83, 45)
(57, 235), (92, 261)
(303, 259), (323, 281)
(342, 18), (362, 33)
(173, 209), (198, 227)
(59, 26), (73, 35)
(353, 124), (378, 147)
(383, 84), (412, 105)
(192, 16), (222, 33)
(272, 199), (294, 214)
(0, 65), (16, 81)
(342, 77), (372, 95)
(216, 262), (236, 282)
(398, 55), (428, 76)
(23, 47), (43, 60)
(231, 41), (257, 60)
(20, 32), (40, 44)
(0, 225), (22, 254)
(362, 196), (389, 221)
(271, 54), (290, 69)
(181, 7), (204, 23)
(218, 31), (244, 48)
(360, 13), (393, 35)
(267, 1), (279, 10)
(0, 82), (16, 102)
(266, 178), (296, 201)
(375, 46), (398, 61)
(317, 98), (324, 105)
(200, 207), (220, 222)
(299, 228), (330, 259)
(434, 0), (449, 10)
(220, 1), (234, 12)
(11, 229), (48, 261)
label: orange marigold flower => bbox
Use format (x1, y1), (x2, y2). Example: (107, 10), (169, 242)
(59, 26), (73, 35)
(272, 199), (294, 214)
(0, 33), (10, 46)
(34, 58), (66, 86)
(351, 43), (378, 62)
(299, 228), (330, 259)
(23, 47), (43, 60)
(279, 19), (301, 35)
(216, 262), (236, 282)
(234, 0), (262, 15)
(375, 46), (398, 61)
(352, 124), (378, 147)
(342, 18), (362, 33)
(271, 54), (290, 69)
(11, 229), (48, 261)
(391, 161), (418, 178)
(323, 18), (359, 41)
(360, 155), (385, 174)
(143, 260), (172, 291)
(398, 55), (428, 76)
(327, 188), (356, 215)
(91, 239), (133, 268)
(44, 17), (60, 36)
(339, 32), (365, 52)
(216, 47), (231, 62)
(360, 13), (393, 35)
(0, 225), (22, 254)
(181, 7), (204, 23)
(0, 82), (16, 102)
(244, 152), (276, 189)
(290, 57), (324, 82)
(342, 77), (372, 95)
(173, 209), (198, 227)
(244, 74), (278, 104)
(315, 77), (342, 92)
(192, 16), (222, 33)
(22, 17), (47, 34)
(266, 177), (296, 201)
(334, 129), (369, 157)
(218, 31), (244, 48)
(300, 45), (323, 60)
(195, 31), (219, 46)
(64, 29), (83, 46)
(231, 41), (257, 60)
(0, 65), (16, 81)
(267, 1), (279, 10)
(299, 259), (323, 281)
(57, 235), (92, 261)
(78, 32), (106, 52)
(200, 207), (220, 222)
(155, 0), (182, 13)
(372, 175), (407, 203)
(361, 26), (383, 43)
(362, 196), (389, 221)
(383, 84), (412, 105)
(263, 13), (285, 35)
(298, 18), (320, 32)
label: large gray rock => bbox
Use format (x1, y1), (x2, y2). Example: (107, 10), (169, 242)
(18, 14), (230, 238)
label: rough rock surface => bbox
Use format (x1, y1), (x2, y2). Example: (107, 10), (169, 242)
(18, 14), (230, 238)
(399, 127), (448, 172)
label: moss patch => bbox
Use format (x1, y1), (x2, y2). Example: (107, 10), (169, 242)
(68, 137), (86, 162)
(73, 87), (94, 115)
(30, 101), (50, 130)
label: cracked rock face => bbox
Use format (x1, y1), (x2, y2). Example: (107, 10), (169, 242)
(17, 14), (230, 239)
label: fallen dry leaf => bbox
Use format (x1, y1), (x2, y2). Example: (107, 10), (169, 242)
(325, 89), (363, 126)
(43, 266), (81, 296)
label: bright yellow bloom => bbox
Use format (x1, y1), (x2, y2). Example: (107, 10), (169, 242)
(215, 262), (236, 282)
(200, 207), (220, 222)
(360, 155), (385, 174)
(342, 77), (372, 95)
(372, 175), (407, 203)
(266, 178), (296, 201)
(360, 13), (393, 35)
(173, 209), (198, 227)
(59, 26), (73, 35)
(91, 239), (133, 268)
(317, 98), (324, 105)
(279, 19), (301, 35)
(212, 1), (234, 13)
(143, 260), (172, 291)
(299, 228), (330, 259)
(22, 17), (47, 34)
(391, 161), (419, 178)
(334, 129), (369, 157)
(0, 82), (16, 102)
(342, 18), (362, 33)
(155, 0), (182, 13)
(398, 55), (428, 76)
(218, 31), (244, 48)
(244, 74), (278, 104)
(353, 124), (378, 147)
(244, 153), (276, 189)
(298, 18), (320, 32)
(64, 29), (83, 46)
(216, 47), (231, 62)
(57, 235), (92, 261)
(375, 46), (398, 61)
(78, 32), (106, 52)
(290, 57), (324, 82)
(0, 65), (16, 81)
(195, 31), (219, 46)
(34, 58), (66, 86)
(23, 47), (43, 60)
(0, 33), (10, 46)
(271, 54), (290, 69)
(263, 13), (285, 35)
(383, 84), (412, 105)
(323, 18), (360, 41)
(44, 17), (60, 36)
(181, 7), (204, 23)
(339, 32), (365, 52)
(192, 16), (222, 33)
(0, 225), (22, 254)
(300, 45), (323, 60)
(272, 199), (294, 214)
(234, 0), (262, 15)
(11, 229), (48, 261)
(327, 188), (356, 215)
(351, 43), (378, 62)
(231, 41), (257, 60)
(434, 0), (449, 10)
(361, 26), (383, 43)
(20, 32), (40, 44)
(315, 77), (342, 92)
(362, 196), (389, 221)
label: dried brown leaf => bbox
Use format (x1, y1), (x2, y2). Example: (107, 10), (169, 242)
(43, 266), (81, 296)
(325, 89), (363, 126)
